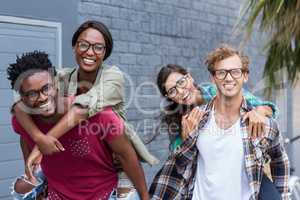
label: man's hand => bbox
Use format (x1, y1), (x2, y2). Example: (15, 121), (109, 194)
(35, 134), (65, 155)
(181, 108), (206, 140)
(242, 107), (267, 139)
(25, 146), (43, 182)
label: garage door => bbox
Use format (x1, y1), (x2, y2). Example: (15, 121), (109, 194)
(0, 16), (61, 200)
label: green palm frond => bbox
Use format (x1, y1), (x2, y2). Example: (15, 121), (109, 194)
(237, 0), (300, 96)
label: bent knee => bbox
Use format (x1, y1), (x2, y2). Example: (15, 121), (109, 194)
(14, 178), (35, 194)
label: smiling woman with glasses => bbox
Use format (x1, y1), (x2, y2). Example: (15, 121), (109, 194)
(154, 63), (277, 152)
(166, 74), (190, 98)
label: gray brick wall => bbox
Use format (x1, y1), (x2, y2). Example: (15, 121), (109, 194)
(78, 0), (268, 185)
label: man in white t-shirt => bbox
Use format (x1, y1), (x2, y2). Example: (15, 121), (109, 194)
(192, 45), (290, 200)
(150, 44), (290, 200)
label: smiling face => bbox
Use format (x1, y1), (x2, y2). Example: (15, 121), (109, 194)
(164, 72), (199, 105)
(20, 71), (57, 117)
(74, 28), (106, 73)
(211, 54), (248, 99)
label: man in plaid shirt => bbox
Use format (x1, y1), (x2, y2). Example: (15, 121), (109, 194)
(150, 45), (290, 200)
(169, 82), (279, 152)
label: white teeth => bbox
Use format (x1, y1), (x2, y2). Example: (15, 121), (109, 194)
(39, 101), (51, 109)
(224, 84), (235, 89)
(83, 58), (96, 64)
(183, 93), (190, 100)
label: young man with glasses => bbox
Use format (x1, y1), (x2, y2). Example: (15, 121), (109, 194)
(8, 51), (149, 200)
(12, 20), (158, 165)
(12, 20), (157, 199)
(150, 44), (290, 200)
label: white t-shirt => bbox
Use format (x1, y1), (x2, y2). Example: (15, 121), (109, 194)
(192, 110), (252, 200)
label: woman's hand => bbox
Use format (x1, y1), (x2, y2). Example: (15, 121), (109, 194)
(242, 106), (268, 139)
(25, 146), (43, 182)
(35, 134), (65, 155)
(181, 108), (206, 140)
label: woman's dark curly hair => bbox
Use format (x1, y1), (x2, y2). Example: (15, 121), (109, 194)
(7, 51), (56, 91)
(72, 20), (113, 61)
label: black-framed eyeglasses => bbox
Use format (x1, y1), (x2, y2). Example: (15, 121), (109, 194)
(211, 68), (247, 80)
(77, 40), (106, 55)
(166, 75), (189, 98)
(21, 83), (55, 102)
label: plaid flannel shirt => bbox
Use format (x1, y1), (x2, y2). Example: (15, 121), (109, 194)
(170, 83), (279, 151)
(150, 99), (290, 200)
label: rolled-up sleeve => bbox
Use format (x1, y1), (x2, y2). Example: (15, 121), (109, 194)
(73, 65), (125, 117)
(243, 89), (279, 119)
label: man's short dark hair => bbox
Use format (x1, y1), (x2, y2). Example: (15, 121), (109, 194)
(7, 51), (57, 91)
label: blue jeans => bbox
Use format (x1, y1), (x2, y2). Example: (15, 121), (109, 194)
(108, 188), (140, 200)
(108, 171), (140, 200)
(258, 174), (282, 200)
(11, 169), (47, 200)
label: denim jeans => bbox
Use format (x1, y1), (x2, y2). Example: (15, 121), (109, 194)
(11, 169), (47, 200)
(108, 188), (140, 200)
(258, 174), (282, 200)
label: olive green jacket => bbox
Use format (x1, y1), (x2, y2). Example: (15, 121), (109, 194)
(57, 65), (159, 166)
